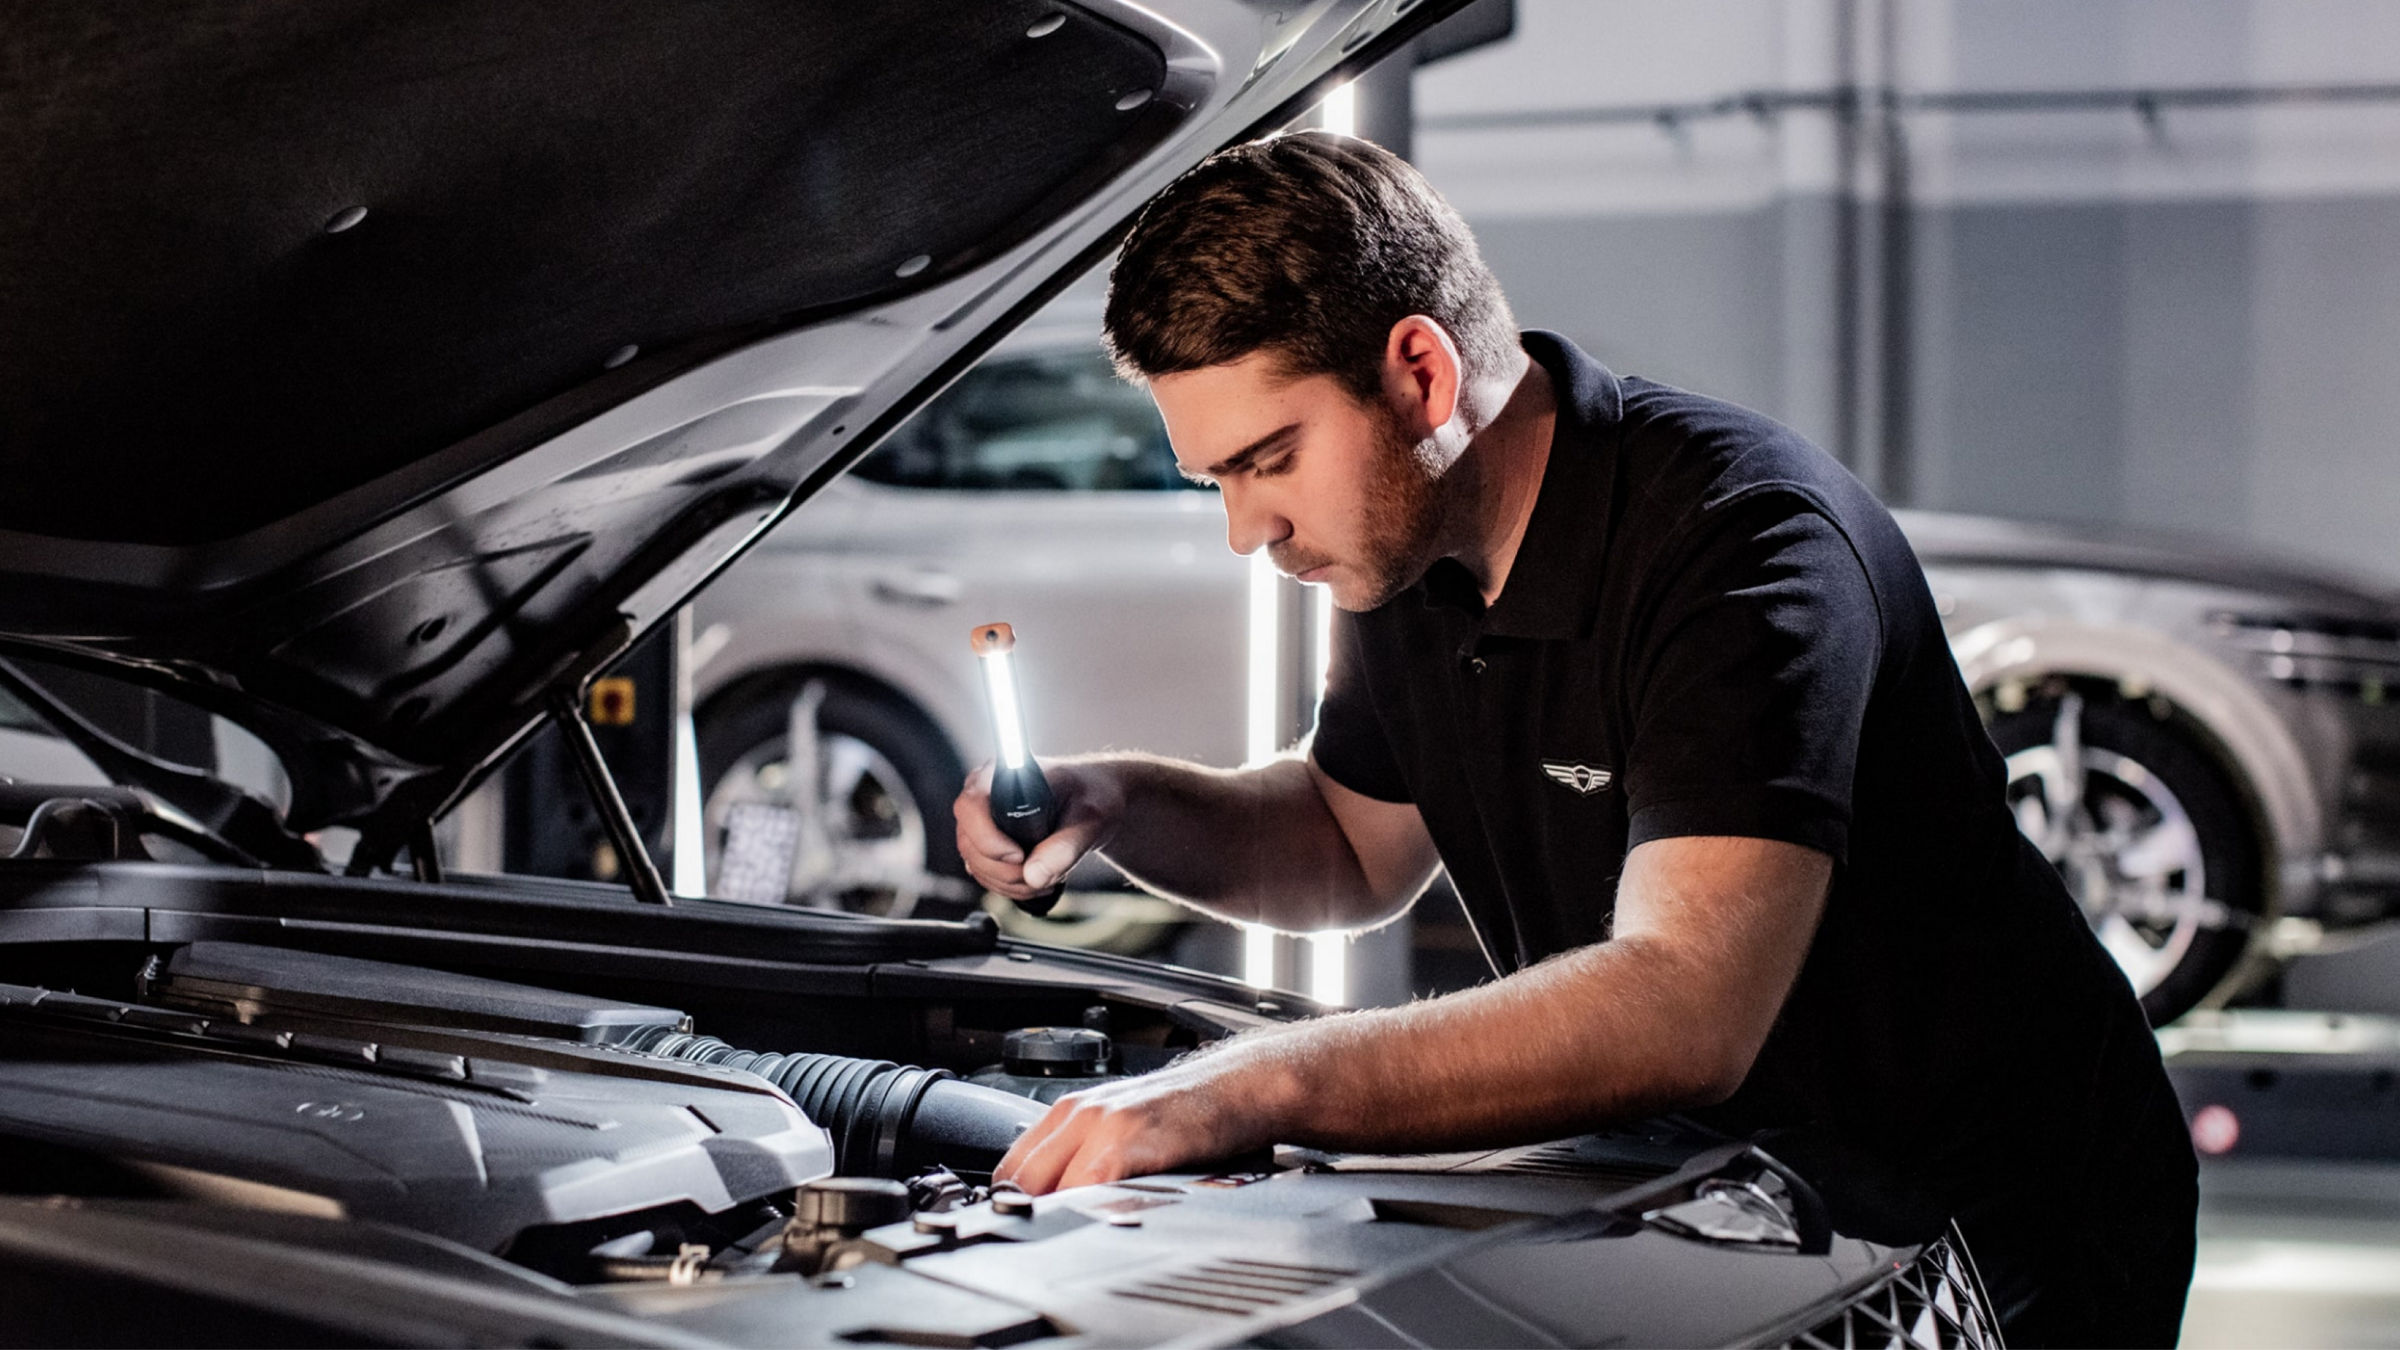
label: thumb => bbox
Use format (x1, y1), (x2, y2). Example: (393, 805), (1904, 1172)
(1021, 819), (1102, 891)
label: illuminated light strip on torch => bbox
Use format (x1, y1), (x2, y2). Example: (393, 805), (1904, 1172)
(979, 645), (1032, 771)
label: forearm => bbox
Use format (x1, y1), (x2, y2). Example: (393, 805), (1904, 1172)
(994, 837), (1829, 1195)
(1087, 753), (1378, 930)
(1212, 935), (1748, 1152)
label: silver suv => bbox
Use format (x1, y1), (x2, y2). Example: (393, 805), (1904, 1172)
(692, 325), (2400, 1024)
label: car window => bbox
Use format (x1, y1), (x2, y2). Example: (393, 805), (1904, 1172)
(851, 347), (1201, 492)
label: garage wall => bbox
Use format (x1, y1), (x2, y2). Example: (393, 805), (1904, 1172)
(1411, 0), (2400, 584)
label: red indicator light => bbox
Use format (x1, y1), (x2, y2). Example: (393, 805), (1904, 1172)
(2191, 1104), (2240, 1156)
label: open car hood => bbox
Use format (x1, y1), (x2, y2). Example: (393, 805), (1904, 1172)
(0, 0), (1465, 859)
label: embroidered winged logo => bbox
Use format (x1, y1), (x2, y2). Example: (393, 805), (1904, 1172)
(1540, 761), (1614, 795)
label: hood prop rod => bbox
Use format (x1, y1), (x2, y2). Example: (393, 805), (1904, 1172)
(548, 688), (672, 907)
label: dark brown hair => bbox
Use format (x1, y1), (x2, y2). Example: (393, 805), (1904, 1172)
(1102, 132), (1517, 403)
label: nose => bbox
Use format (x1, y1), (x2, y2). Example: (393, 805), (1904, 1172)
(1221, 482), (1290, 559)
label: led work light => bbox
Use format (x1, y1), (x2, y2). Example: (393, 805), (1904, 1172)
(971, 622), (1061, 915)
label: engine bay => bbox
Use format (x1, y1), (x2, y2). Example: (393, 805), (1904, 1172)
(0, 864), (1929, 1348)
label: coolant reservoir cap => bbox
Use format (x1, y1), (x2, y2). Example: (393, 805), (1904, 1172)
(794, 1176), (913, 1233)
(1002, 1026), (1112, 1077)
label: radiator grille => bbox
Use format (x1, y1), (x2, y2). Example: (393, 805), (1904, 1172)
(1785, 1231), (2000, 1350)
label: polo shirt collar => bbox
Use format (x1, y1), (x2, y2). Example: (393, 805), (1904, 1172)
(1446, 330), (1622, 641)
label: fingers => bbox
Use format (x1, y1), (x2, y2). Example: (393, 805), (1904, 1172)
(995, 1098), (1085, 1196)
(995, 1095), (1143, 1196)
(994, 1091), (1179, 1196)
(957, 760), (1118, 899)
(954, 764), (1031, 892)
(1058, 1137), (1151, 1192)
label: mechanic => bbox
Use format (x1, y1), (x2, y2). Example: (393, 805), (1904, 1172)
(956, 132), (2195, 1347)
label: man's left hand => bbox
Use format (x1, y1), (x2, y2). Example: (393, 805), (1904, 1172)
(994, 1041), (1296, 1194)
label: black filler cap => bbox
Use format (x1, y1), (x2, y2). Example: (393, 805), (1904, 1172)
(1001, 1026), (1112, 1078)
(792, 1176), (913, 1234)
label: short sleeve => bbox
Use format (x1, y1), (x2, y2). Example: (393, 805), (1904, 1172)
(1624, 494), (1881, 862)
(1307, 608), (1412, 803)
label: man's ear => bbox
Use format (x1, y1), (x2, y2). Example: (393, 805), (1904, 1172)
(1381, 315), (1463, 438)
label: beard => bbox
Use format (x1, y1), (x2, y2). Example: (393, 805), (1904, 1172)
(1271, 406), (1446, 612)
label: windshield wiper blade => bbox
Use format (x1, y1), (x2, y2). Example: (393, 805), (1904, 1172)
(0, 659), (320, 871)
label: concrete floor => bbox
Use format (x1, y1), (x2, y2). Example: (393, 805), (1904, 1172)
(2187, 1161), (2400, 1348)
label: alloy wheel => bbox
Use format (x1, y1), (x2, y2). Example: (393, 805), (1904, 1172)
(2003, 691), (2223, 1001)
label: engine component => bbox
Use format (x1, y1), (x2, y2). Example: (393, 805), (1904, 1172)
(777, 1176), (915, 1276)
(967, 1026), (1115, 1105)
(906, 1165), (991, 1215)
(1004, 1027), (1111, 1076)
(595, 1241), (722, 1285)
(624, 1028), (1043, 1177)
(0, 988), (832, 1253)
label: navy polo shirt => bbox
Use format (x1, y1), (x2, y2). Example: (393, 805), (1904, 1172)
(1311, 331), (2179, 1226)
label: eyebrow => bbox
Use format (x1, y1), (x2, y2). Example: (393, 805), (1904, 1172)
(1189, 423), (1301, 483)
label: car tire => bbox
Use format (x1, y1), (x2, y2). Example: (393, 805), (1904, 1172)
(1986, 683), (2265, 1025)
(696, 676), (969, 918)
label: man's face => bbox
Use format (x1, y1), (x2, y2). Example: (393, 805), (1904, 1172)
(1150, 353), (1443, 612)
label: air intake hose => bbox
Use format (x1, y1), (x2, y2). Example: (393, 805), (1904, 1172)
(625, 1028), (1044, 1178)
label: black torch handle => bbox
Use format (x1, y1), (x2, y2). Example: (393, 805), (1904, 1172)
(989, 761), (1063, 916)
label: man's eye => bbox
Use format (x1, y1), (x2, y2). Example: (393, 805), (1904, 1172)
(1253, 453), (1296, 478)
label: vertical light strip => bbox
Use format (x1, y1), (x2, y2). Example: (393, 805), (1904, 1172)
(1305, 583), (1345, 1003)
(1308, 932), (1347, 1006)
(671, 713), (707, 897)
(1310, 583), (1335, 702)
(1242, 549), (1281, 987)
(1320, 81), (1357, 138)
(670, 607), (706, 897)
(1245, 550), (1281, 765)
(1244, 924), (1279, 992)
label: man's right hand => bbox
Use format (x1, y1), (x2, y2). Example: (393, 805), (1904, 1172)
(955, 757), (1126, 902)
(955, 751), (1437, 932)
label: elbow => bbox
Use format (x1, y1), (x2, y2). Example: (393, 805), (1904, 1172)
(1340, 880), (1419, 931)
(1343, 859), (1440, 930)
(1654, 1039), (1760, 1111)
(1681, 1061), (1747, 1110)
(1297, 860), (1417, 932)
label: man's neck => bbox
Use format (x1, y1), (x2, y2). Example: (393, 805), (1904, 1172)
(1445, 349), (1557, 607)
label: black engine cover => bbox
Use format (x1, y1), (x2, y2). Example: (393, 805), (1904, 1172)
(0, 989), (832, 1251)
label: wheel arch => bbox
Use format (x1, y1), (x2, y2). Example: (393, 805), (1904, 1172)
(1950, 617), (2325, 960)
